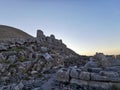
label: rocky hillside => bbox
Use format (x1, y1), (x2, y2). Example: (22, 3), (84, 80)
(56, 53), (120, 90)
(1, 25), (119, 90)
(0, 26), (83, 90)
(0, 25), (33, 41)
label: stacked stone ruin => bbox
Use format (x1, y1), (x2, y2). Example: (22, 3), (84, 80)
(56, 53), (120, 90)
(0, 29), (79, 90)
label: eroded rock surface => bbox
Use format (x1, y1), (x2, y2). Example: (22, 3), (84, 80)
(56, 53), (120, 90)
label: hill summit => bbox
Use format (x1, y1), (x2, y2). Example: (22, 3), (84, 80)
(0, 25), (33, 40)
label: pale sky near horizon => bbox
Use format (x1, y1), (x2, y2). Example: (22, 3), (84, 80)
(0, 0), (120, 55)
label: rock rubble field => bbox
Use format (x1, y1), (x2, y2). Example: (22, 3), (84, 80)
(0, 26), (120, 90)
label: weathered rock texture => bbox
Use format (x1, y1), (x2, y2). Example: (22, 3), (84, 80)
(56, 53), (120, 90)
(0, 25), (80, 90)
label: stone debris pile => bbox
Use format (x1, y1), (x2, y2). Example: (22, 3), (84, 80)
(56, 53), (120, 90)
(0, 29), (78, 90)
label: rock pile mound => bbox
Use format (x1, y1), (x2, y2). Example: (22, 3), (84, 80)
(0, 26), (80, 90)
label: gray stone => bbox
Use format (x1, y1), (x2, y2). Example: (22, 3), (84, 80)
(94, 53), (107, 61)
(0, 53), (6, 62)
(15, 82), (24, 90)
(70, 79), (88, 86)
(116, 55), (120, 60)
(91, 73), (120, 82)
(37, 30), (46, 41)
(43, 53), (53, 61)
(1, 76), (9, 82)
(99, 71), (119, 77)
(16, 39), (25, 45)
(7, 55), (17, 64)
(105, 66), (120, 72)
(50, 34), (55, 39)
(19, 61), (32, 71)
(31, 71), (38, 75)
(84, 60), (98, 68)
(56, 68), (70, 82)
(79, 71), (90, 80)
(88, 81), (111, 90)
(88, 68), (102, 73)
(41, 47), (48, 52)
(0, 63), (9, 73)
(94, 53), (112, 67)
(70, 68), (81, 79)
(91, 73), (109, 82)
(0, 43), (8, 51)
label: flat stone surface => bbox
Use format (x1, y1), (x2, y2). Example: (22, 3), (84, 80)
(79, 71), (90, 80)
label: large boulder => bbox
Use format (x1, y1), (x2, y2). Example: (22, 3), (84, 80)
(84, 60), (98, 68)
(79, 71), (90, 80)
(91, 73), (120, 82)
(70, 68), (81, 79)
(87, 68), (102, 73)
(41, 47), (48, 52)
(0, 43), (8, 51)
(43, 53), (53, 61)
(56, 68), (70, 82)
(99, 71), (119, 77)
(0, 53), (6, 62)
(7, 55), (17, 64)
(94, 53), (112, 67)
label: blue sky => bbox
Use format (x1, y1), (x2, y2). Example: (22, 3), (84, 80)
(0, 0), (120, 55)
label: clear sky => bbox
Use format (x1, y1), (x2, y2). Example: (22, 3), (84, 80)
(0, 0), (120, 55)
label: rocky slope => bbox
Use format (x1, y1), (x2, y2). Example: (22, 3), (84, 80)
(0, 26), (83, 90)
(0, 25), (119, 90)
(56, 53), (120, 90)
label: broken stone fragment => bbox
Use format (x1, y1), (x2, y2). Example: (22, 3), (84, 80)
(43, 53), (53, 61)
(70, 68), (81, 79)
(99, 71), (119, 77)
(7, 55), (17, 64)
(41, 47), (48, 52)
(0, 43), (8, 51)
(79, 71), (90, 81)
(56, 68), (70, 82)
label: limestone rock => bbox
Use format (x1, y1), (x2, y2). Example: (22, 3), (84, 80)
(99, 71), (119, 77)
(79, 71), (90, 80)
(88, 68), (102, 73)
(7, 55), (17, 64)
(0, 43), (8, 51)
(94, 53), (112, 67)
(84, 60), (98, 68)
(15, 82), (24, 90)
(0, 53), (6, 62)
(43, 53), (53, 61)
(41, 47), (48, 52)
(70, 68), (81, 79)
(56, 68), (70, 82)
